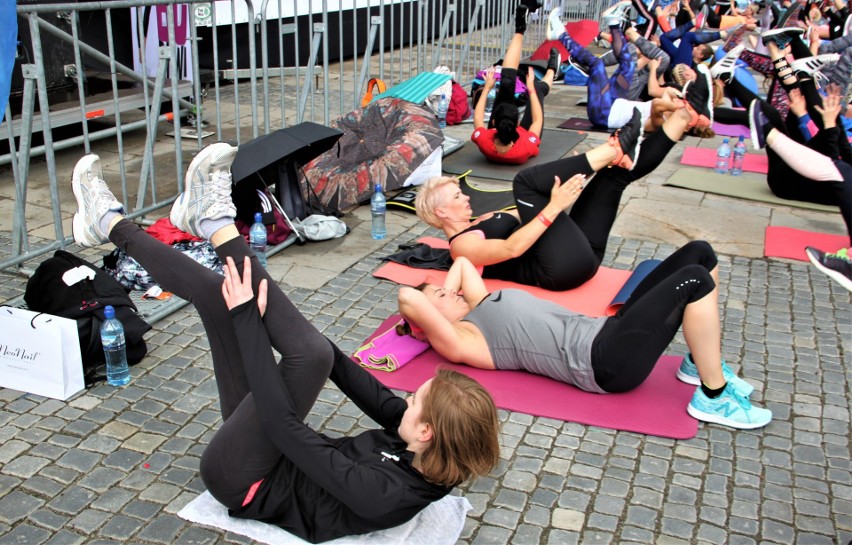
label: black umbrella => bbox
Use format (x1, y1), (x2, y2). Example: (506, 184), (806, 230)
(231, 122), (343, 221)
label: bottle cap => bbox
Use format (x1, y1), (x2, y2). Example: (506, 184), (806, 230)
(104, 305), (115, 319)
(375, 184), (382, 192)
(722, 138), (729, 143)
(254, 212), (263, 223)
(738, 135), (745, 141)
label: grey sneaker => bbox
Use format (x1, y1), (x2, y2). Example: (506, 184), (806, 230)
(170, 142), (239, 238)
(72, 154), (124, 247)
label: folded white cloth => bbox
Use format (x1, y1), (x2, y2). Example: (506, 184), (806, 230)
(178, 491), (472, 545)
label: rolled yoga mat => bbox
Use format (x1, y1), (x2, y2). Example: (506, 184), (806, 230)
(442, 129), (587, 182)
(386, 176), (515, 218)
(764, 226), (849, 261)
(664, 168), (838, 212)
(680, 146), (768, 174)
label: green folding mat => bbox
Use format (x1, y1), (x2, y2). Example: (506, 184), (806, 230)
(442, 129), (587, 182)
(663, 168), (837, 212)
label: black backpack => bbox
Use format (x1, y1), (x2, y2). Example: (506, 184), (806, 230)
(24, 250), (152, 385)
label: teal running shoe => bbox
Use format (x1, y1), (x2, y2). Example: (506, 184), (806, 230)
(677, 353), (755, 397)
(687, 384), (772, 430)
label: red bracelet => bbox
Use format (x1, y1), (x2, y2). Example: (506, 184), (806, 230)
(537, 213), (553, 227)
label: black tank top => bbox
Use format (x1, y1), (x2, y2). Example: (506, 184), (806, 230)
(448, 213), (526, 280)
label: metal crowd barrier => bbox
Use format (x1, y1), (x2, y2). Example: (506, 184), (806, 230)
(1, 0), (609, 317)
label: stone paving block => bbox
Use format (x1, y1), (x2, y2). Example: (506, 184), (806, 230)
(0, 523), (51, 544)
(0, 490), (44, 524)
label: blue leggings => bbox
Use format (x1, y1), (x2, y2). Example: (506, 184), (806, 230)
(659, 22), (720, 67)
(559, 28), (635, 127)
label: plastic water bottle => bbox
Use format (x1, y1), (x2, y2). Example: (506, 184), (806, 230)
(715, 138), (731, 174)
(730, 135), (746, 176)
(101, 305), (130, 387)
(370, 184), (387, 240)
(249, 212), (268, 269)
(437, 94), (449, 129)
(484, 88), (497, 122)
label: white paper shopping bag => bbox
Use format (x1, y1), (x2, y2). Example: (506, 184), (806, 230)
(0, 306), (85, 401)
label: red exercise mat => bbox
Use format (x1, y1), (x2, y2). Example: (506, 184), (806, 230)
(360, 315), (699, 439)
(680, 146), (769, 174)
(764, 226), (849, 261)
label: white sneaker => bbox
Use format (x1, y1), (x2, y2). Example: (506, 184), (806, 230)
(170, 142), (239, 238)
(790, 53), (841, 78)
(601, 0), (632, 21)
(710, 44), (745, 83)
(546, 7), (566, 41)
(71, 154), (124, 247)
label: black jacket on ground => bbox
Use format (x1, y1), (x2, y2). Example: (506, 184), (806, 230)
(228, 301), (450, 543)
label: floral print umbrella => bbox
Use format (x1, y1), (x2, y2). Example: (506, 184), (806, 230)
(300, 97), (444, 211)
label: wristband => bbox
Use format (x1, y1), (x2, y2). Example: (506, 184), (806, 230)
(537, 213), (553, 227)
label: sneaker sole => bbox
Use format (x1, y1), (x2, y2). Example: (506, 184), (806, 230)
(747, 101), (762, 151)
(676, 368), (701, 386)
(806, 250), (852, 292)
(171, 142), (236, 235)
(686, 403), (770, 430)
(71, 155), (108, 247)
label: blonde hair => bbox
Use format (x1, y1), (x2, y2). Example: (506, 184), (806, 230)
(418, 369), (501, 487)
(415, 176), (459, 229)
(671, 64), (691, 87)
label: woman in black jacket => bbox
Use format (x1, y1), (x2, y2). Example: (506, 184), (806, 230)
(69, 143), (501, 543)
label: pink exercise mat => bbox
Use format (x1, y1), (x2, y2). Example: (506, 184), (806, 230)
(680, 146), (769, 174)
(764, 226), (849, 261)
(360, 316), (699, 439)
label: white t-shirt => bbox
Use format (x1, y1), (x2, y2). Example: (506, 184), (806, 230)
(607, 98), (653, 130)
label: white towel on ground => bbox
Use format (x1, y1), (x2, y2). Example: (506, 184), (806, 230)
(178, 490), (472, 545)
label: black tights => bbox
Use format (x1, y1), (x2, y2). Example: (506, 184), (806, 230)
(592, 240), (718, 393)
(108, 220), (333, 509)
(507, 129), (678, 291)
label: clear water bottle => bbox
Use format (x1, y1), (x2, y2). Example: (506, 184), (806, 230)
(437, 94), (449, 129)
(101, 305), (130, 387)
(715, 138), (731, 174)
(249, 212), (268, 269)
(730, 135), (746, 176)
(484, 87), (497, 123)
(370, 184), (387, 240)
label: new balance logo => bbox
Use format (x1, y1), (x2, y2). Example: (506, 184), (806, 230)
(713, 401), (739, 418)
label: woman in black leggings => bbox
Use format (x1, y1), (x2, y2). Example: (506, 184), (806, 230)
(417, 104), (697, 291)
(69, 144), (501, 544)
(397, 243), (773, 430)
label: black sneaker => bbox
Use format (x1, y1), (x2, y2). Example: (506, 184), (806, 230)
(760, 27), (805, 48)
(748, 99), (783, 150)
(609, 107), (643, 170)
(776, 2), (803, 28)
(547, 47), (562, 73)
(805, 247), (852, 292)
(683, 64), (713, 128)
(515, 5), (528, 34)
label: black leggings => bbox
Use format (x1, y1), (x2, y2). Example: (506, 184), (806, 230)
(592, 240), (718, 393)
(487, 67), (550, 134)
(108, 220), (333, 509)
(506, 128), (678, 291)
(715, 78), (759, 125)
(766, 128), (852, 241)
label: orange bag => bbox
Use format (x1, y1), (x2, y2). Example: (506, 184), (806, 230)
(361, 77), (387, 107)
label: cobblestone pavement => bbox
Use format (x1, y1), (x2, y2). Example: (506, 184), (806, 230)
(0, 217), (850, 544)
